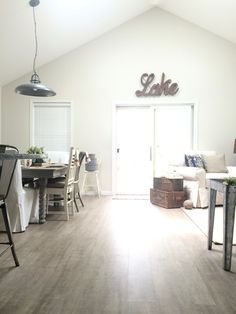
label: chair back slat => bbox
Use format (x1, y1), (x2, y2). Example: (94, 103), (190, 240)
(65, 147), (76, 186)
(73, 149), (88, 210)
(74, 151), (87, 182)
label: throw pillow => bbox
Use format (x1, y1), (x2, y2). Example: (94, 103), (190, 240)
(185, 154), (204, 168)
(201, 154), (228, 173)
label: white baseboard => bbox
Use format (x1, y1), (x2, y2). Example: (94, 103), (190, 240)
(81, 190), (112, 196)
(112, 194), (149, 200)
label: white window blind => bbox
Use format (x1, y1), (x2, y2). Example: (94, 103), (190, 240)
(32, 102), (71, 152)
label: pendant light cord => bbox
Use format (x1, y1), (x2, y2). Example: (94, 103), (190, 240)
(15, 0), (56, 96)
(32, 6), (38, 76)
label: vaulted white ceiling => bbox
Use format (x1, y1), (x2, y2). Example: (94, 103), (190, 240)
(0, 0), (236, 86)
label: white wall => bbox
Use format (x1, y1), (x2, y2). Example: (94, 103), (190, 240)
(0, 86), (1, 142)
(2, 8), (236, 192)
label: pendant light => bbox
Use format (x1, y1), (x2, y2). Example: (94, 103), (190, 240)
(15, 0), (56, 97)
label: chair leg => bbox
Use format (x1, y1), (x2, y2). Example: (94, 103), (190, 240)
(74, 196), (79, 212)
(95, 172), (101, 197)
(73, 187), (79, 212)
(64, 192), (69, 221)
(81, 173), (87, 196)
(74, 188), (84, 212)
(1, 203), (19, 267)
(71, 191), (75, 216)
(77, 189), (84, 207)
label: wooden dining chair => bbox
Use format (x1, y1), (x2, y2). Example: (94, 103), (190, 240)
(73, 151), (88, 211)
(46, 147), (76, 220)
(0, 144), (20, 266)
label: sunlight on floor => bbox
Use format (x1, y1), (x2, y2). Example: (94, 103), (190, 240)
(107, 199), (201, 256)
(108, 200), (166, 254)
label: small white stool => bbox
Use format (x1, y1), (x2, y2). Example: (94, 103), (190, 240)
(81, 169), (101, 197)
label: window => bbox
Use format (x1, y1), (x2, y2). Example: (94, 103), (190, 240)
(31, 101), (72, 162)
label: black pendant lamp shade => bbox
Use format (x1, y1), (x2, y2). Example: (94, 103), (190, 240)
(15, 73), (56, 97)
(15, 0), (56, 97)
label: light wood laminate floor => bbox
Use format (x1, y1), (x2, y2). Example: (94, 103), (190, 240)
(0, 197), (236, 314)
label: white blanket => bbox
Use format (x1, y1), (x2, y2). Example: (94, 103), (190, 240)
(183, 207), (236, 245)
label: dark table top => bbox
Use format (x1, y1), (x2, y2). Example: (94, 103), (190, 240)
(22, 164), (67, 179)
(0, 153), (44, 160)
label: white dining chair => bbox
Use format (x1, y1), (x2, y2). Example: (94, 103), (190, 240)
(46, 147), (76, 220)
(0, 151), (39, 232)
(3, 161), (39, 231)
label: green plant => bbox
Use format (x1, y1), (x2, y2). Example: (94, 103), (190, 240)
(27, 146), (44, 154)
(224, 177), (236, 185)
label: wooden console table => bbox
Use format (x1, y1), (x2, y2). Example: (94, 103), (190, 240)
(208, 179), (236, 271)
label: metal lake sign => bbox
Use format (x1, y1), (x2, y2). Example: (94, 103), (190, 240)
(135, 72), (179, 97)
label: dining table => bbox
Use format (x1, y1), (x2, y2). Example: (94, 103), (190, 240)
(0, 152), (67, 224)
(22, 164), (67, 223)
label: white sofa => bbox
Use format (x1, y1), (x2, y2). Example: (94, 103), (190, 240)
(168, 151), (236, 208)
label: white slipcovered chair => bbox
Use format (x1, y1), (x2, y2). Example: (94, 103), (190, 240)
(0, 160), (39, 232)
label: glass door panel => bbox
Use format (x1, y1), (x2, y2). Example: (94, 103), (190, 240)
(115, 106), (153, 196)
(154, 104), (193, 176)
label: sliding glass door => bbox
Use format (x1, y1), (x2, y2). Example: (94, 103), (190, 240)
(113, 103), (196, 197)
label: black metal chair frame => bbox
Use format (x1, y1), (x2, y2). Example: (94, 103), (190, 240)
(74, 151), (87, 211)
(0, 144), (20, 266)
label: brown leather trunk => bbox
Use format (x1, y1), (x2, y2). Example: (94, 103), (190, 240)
(153, 177), (183, 191)
(150, 188), (185, 208)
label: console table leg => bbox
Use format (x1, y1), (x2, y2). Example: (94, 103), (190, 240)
(223, 186), (236, 271)
(208, 189), (216, 250)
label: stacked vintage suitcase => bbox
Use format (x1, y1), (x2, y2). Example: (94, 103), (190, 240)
(150, 176), (185, 208)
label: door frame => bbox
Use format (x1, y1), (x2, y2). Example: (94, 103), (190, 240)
(112, 100), (198, 196)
